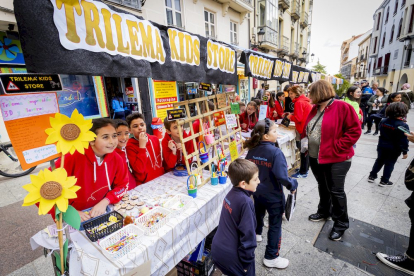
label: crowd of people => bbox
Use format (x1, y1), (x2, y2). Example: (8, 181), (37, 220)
(212, 79), (414, 276)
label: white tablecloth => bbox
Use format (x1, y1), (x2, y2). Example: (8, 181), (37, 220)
(30, 171), (232, 276)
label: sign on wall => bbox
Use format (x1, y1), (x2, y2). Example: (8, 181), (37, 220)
(153, 80), (178, 119)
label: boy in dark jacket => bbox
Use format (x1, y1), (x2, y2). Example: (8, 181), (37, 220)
(368, 102), (409, 186)
(211, 159), (260, 276)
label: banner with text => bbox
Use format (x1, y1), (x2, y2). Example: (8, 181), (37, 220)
(14, 0), (238, 85)
(290, 65), (311, 84)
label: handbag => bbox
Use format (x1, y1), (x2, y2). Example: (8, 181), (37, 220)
(403, 91), (414, 109)
(281, 114), (290, 127)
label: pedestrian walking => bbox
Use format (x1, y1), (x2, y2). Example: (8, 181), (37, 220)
(372, 92), (402, 124)
(256, 83), (265, 100)
(400, 83), (414, 111)
(343, 86), (363, 123)
(376, 131), (414, 275)
(360, 80), (375, 129)
(368, 102), (409, 186)
(211, 159), (260, 276)
(244, 119), (298, 269)
(285, 86), (313, 178)
(365, 88), (388, 135)
(304, 80), (361, 241)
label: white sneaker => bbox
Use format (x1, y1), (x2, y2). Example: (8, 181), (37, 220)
(263, 257), (289, 269)
(256, 235), (263, 242)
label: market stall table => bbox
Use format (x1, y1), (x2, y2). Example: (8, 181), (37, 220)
(30, 171), (231, 276)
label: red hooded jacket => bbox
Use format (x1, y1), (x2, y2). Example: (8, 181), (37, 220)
(54, 146), (128, 212)
(239, 111), (257, 131)
(162, 132), (195, 172)
(114, 147), (137, 190)
(126, 134), (165, 184)
(303, 100), (362, 164)
(290, 95), (313, 134)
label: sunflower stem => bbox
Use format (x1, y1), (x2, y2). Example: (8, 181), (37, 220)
(57, 214), (65, 274)
(61, 155), (65, 169)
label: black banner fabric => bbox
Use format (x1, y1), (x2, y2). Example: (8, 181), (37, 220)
(290, 65), (311, 84)
(13, 0), (238, 85)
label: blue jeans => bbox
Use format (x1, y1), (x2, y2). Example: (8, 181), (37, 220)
(369, 148), (400, 183)
(254, 199), (283, 260)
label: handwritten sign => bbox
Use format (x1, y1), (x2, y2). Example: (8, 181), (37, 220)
(153, 80), (178, 120)
(217, 93), (227, 109)
(230, 103), (240, 114)
(229, 141), (238, 161)
(198, 83), (211, 91)
(0, 93), (61, 170)
(167, 108), (186, 121)
(225, 114), (237, 129)
(213, 111), (226, 126)
(258, 104), (267, 121)
(0, 74), (62, 94)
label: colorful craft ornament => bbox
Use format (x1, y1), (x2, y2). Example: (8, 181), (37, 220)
(45, 109), (96, 155)
(22, 168), (79, 215)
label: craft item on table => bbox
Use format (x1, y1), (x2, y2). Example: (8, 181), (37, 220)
(163, 194), (194, 217)
(121, 203), (128, 208)
(136, 201), (145, 206)
(105, 233), (138, 253)
(86, 216), (119, 234)
(126, 205), (134, 210)
(203, 123), (215, 145)
(46, 224), (76, 238)
(142, 212), (167, 228)
(173, 164), (189, 177)
(124, 216), (134, 226)
(187, 174), (198, 198)
(114, 205), (121, 211)
(210, 164), (218, 186)
(199, 141), (209, 163)
(219, 169), (228, 184)
(140, 207), (150, 214)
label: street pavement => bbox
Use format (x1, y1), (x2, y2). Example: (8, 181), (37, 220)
(2, 111), (414, 276)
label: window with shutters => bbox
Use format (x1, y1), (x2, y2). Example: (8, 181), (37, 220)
(205, 10), (216, 39)
(230, 22), (238, 45)
(165, 0), (183, 28)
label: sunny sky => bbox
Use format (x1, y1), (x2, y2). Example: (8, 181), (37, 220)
(307, 0), (383, 75)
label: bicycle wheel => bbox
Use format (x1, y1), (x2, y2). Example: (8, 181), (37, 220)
(0, 143), (37, 178)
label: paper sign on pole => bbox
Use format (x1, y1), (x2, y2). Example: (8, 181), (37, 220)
(225, 114), (237, 129)
(258, 105), (267, 120)
(153, 80), (178, 120)
(229, 141), (238, 161)
(0, 93), (61, 170)
(216, 93), (227, 109)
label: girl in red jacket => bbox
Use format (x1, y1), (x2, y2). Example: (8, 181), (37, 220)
(55, 118), (129, 222)
(114, 119), (137, 190)
(286, 86), (313, 178)
(239, 101), (258, 131)
(126, 113), (164, 184)
(266, 92), (284, 120)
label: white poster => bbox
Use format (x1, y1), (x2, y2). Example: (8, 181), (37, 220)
(258, 105), (267, 121)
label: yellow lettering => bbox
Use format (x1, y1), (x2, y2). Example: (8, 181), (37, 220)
(207, 41), (213, 66)
(113, 13), (130, 54)
(155, 31), (165, 62)
(274, 60), (283, 77)
(283, 63), (291, 79)
(56, 0), (82, 43)
(139, 23), (155, 59)
(185, 34), (193, 64)
(218, 47), (225, 69)
(229, 50), (235, 73)
(177, 31), (185, 62)
(193, 39), (200, 65)
(168, 29), (180, 61)
(257, 57), (264, 76)
(102, 8), (115, 51)
(82, 1), (105, 48)
(126, 20), (142, 56)
(212, 44), (219, 67)
(224, 48), (230, 71)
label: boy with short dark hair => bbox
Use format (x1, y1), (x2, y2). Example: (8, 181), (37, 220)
(368, 102), (410, 186)
(161, 118), (194, 171)
(211, 159), (260, 276)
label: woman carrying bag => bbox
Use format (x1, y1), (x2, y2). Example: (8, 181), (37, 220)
(365, 88), (388, 135)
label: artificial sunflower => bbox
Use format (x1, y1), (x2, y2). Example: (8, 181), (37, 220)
(45, 109), (96, 155)
(22, 168), (80, 215)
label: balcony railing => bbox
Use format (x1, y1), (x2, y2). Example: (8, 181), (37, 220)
(404, 60), (410, 67)
(278, 0), (290, 10)
(300, 11), (309, 28)
(106, 0), (142, 10)
(291, 0), (300, 21)
(373, 66), (389, 75)
(215, 0), (253, 13)
(277, 36), (290, 54)
(260, 26), (278, 49)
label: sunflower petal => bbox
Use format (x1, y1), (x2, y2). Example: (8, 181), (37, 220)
(56, 197), (68, 212)
(45, 131), (60, 144)
(64, 176), (77, 188)
(81, 131), (97, 141)
(39, 199), (56, 215)
(62, 188), (78, 199)
(43, 169), (55, 181)
(55, 168), (67, 181)
(72, 141), (85, 154)
(22, 199), (40, 206)
(50, 115), (61, 129)
(69, 185), (81, 193)
(58, 140), (72, 155)
(23, 190), (41, 203)
(69, 146), (76, 155)
(82, 141), (90, 149)
(22, 183), (38, 193)
(45, 128), (55, 135)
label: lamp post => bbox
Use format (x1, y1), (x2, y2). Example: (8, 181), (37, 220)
(311, 53), (315, 62)
(250, 28), (265, 49)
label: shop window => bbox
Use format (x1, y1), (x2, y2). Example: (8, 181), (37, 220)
(165, 0), (183, 28)
(230, 22), (238, 45)
(205, 10), (216, 39)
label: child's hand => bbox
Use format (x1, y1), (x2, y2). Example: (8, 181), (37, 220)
(176, 143), (183, 151)
(78, 210), (91, 222)
(406, 131), (414, 143)
(403, 154), (408, 159)
(241, 123), (247, 129)
(291, 189), (297, 194)
(90, 198), (109, 218)
(168, 140), (177, 154)
(138, 132), (148, 148)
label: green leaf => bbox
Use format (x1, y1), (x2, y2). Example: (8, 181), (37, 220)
(63, 239), (69, 270)
(63, 205), (81, 230)
(54, 252), (62, 276)
(55, 205), (61, 221)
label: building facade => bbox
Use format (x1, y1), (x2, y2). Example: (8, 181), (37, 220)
(367, 0), (414, 91)
(355, 33), (372, 83)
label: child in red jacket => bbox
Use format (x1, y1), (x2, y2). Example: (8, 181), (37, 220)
(114, 119), (137, 190)
(240, 101), (258, 131)
(126, 113), (164, 184)
(54, 118), (128, 222)
(162, 117), (195, 172)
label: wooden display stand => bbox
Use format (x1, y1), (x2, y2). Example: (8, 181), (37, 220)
(172, 92), (245, 188)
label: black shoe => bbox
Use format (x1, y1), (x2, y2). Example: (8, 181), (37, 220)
(373, 131), (379, 136)
(379, 181), (394, 187)
(364, 130), (371, 135)
(376, 253), (414, 276)
(329, 230), (344, 241)
(368, 176), (376, 183)
(309, 213), (329, 222)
